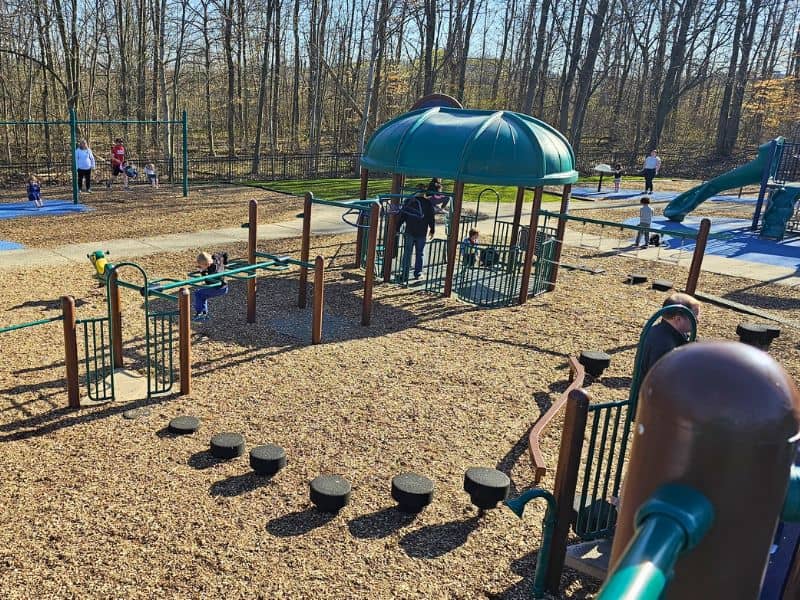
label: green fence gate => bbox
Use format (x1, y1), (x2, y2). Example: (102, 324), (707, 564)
(78, 316), (115, 402)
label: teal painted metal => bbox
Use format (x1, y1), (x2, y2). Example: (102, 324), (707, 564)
(70, 108), (79, 204)
(78, 316), (114, 402)
(504, 489), (559, 599)
(148, 310), (177, 395)
(312, 197), (379, 211)
(597, 484), (713, 600)
(361, 107), (578, 187)
(0, 315), (63, 334)
(783, 465), (800, 522)
(182, 110), (189, 197)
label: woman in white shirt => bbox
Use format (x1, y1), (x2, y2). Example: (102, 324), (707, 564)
(642, 150), (662, 193)
(75, 139), (96, 193)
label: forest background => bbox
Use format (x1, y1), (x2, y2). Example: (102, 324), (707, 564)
(0, 0), (798, 179)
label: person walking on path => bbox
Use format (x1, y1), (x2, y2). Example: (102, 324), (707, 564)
(642, 150), (661, 194)
(75, 139), (96, 193)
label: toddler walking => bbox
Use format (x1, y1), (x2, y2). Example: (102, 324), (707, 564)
(144, 163), (159, 188)
(27, 176), (43, 208)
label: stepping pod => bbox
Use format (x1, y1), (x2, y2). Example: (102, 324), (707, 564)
(463, 467), (510, 510)
(210, 432), (245, 459)
(168, 415), (200, 435)
(652, 279), (673, 291)
(250, 444), (287, 476)
(627, 273), (647, 285)
(578, 351), (611, 378)
(736, 322), (780, 350)
(391, 473), (434, 514)
(310, 475), (351, 513)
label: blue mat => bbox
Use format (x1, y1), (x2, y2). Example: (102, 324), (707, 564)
(0, 200), (90, 219)
(0, 240), (24, 251)
(572, 187), (757, 204)
(622, 216), (800, 270)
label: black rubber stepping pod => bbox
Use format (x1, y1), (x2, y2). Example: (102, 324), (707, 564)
(652, 279), (673, 291)
(391, 473), (434, 513)
(168, 415), (200, 435)
(627, 273), (647, 284)
(736, 323), (775, 348)
(250, 444), (287, 476)
(578, 351), (611, 378)
(210, 432), (245, 459)
(463, 467), (510, 510)
(310, 475), (351, 513)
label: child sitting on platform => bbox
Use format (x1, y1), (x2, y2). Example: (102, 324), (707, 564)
(460, 228), (480, 267)
(193, 251), (229, 322)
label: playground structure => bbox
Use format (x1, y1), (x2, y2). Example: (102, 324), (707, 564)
(663, 136), (800, 239)
(0, 109), (189, 204)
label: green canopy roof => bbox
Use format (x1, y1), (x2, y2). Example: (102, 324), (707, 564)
(360, 107), (578, 187)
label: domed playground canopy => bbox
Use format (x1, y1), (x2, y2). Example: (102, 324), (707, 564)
(360, 107), (578, 187)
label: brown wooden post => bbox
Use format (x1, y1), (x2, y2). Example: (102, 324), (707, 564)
(247, 199), (258, 323)
(354, 168), (370, 267)
(299, 192), (313, 308)
(545, 388), (590, 594)
(443, 180), (465, 297)
(547, 184), (572, 292)
(518, 186), (543, 304)
(312, 255), (324, 344)
(361, 203), (379, 326)
(61, 295), (80, 409)
(510, 186), (526, 246)
(178, 287), (191, 395)
(382, 173), (403, 282)
(109, 270), (123, 368)
(685, 217), (711, 296)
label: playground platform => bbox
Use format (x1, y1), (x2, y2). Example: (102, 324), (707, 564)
(0, 199), (89, 219)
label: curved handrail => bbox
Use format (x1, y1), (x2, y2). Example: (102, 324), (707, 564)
(528, 356), (586, 484)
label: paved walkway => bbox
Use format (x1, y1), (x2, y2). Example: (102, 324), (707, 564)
(0, 202), (797, 287)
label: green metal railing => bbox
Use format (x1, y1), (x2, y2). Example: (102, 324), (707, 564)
(148, 310), (178, 395)
(453, 242), (524, 307)
(0, 315), (63, 334)
(78, 316), (114, 402)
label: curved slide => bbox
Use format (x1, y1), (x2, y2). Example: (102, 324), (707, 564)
(663, 139), (779, 222)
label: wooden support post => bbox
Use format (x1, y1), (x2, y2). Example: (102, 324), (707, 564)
(518, 186), (543, 304)
(109, 270), (124, 368)
(178, 288), (191, 395)
(510, 186), (525, 246)
(299, 192), (312, 308)
(547, 184), (572, 292)
(382, 174), (403, 282)
(546, 388), (590, 594)
(247, 199), (258, 323)
(443, 180), (465, 297)
(354, 169), (370, 267)
(312, 255), (324, 344)
(685, 218), (711, 296)
(362, 204), (379, 326)
(61, 295), (80, 409)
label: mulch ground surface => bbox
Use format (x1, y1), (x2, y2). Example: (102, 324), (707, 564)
(0, 188), (798, 599)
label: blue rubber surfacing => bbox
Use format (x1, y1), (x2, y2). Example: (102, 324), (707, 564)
(571, 187), (758, 204)
(0, 200), (90, 219)
(621, 216), (800, 270)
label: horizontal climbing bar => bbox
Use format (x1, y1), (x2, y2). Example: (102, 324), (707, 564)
(147, 288), (181, 302)
(539, 210), (701, 240)
(312, 198), (379, 210)
(254, 251), (314, 269)
(0, 315), (64, 334)
(155, 258), (284, 291)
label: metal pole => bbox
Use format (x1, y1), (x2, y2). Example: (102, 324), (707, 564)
(684, 218), (710, 296)
(383, 174), (404, 282)
(299, 193), (313, 308)
(69, 108), (79, 204)
(247, 199), (258, 323)
(548, 184), (572, 292)
(510, 187), (525, 247)
(182, 109), (189, 197)
(444, 180), (465, 297)
(62, 296), (80, 409)
(178, 288), (191, 395)
(518, 186), (543, 304)
(312, 255), (324, 344)
(109, 271), (124, 368)
(354, 168), (370, 267)
(362, 203), (379, 326)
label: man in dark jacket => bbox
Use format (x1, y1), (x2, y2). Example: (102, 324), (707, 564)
(639, 292), (700, 377)
(397, 190), (436, 280)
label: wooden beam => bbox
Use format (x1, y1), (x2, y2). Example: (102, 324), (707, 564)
(443, 181), (465, 297)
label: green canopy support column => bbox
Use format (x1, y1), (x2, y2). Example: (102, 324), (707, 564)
(547, 184), (571, 292)
(444, 180), (465, 297)
(182, 109), (189, 197)
(69, 108), (79, 204)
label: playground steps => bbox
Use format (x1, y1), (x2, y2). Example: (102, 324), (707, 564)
(564, 538), (613, 581)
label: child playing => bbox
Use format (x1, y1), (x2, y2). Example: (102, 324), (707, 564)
(193, 251), (229, 321)
(426, 177), (449, 213)
(460, 228), (479, 267)
(636, 196), (653, 247)
(107, 137), (130, 190)
(613, 163), (623, 192)
(27, 176), (43, 208)
(144, 163), (159, 188)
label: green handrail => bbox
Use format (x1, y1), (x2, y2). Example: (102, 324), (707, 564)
(312, 197), (379, 211)
(0, 315), (64, 334)
(597, 484), (713, 600)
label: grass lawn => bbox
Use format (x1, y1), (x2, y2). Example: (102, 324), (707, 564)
(247, 177), (565, 203)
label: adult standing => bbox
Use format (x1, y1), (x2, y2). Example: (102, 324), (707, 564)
(107, 137), (129, 190)
(642, 150), (662, 194)
(397, 188), (436, 281)
(74, 139), (96, 194)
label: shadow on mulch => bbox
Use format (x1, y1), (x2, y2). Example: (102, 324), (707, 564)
(496, 429), (531, 498)
(187, 450), (227, 470)
(210, 472), (273, 497)
(487, 549), (598, 599)
(398, 515), (480, 558)
(266, 508), (335, 537)
(10, 298), (89, 311)
(347, 507), (417, 539)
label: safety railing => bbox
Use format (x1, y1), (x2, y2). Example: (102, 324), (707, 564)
(78, 316), (114, 402)
(0, 315), (64, 334)
(453, 242), (524, 307)
(148, 310), (178, 395)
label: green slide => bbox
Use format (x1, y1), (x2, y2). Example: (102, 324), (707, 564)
(664, 138), (781, 222)
(761, 184), (800, 240)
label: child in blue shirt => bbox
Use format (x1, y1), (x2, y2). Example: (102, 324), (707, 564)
(27, 176), (43, 208)
(461, 228), (479, 266)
